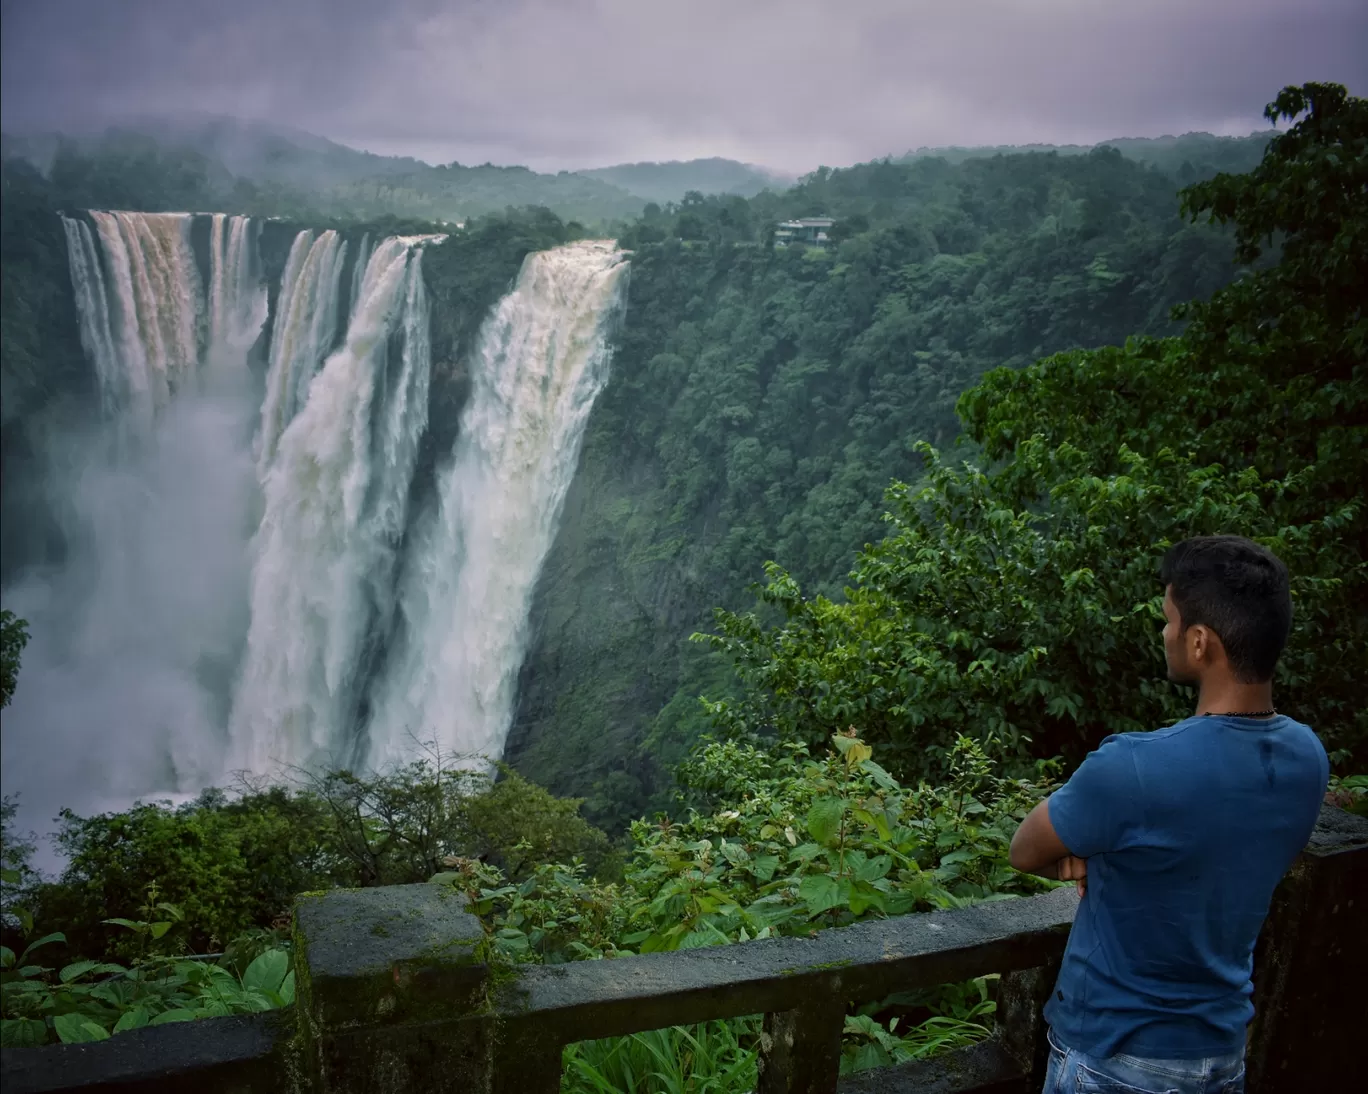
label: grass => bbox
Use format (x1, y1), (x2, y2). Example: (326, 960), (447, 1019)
(561, 1017), (760, 1094)
(558, 986), (997, 1093)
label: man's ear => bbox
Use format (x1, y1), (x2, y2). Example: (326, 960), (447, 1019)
(1190, 623), (1224, 667)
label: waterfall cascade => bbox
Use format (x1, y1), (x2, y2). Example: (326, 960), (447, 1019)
(229, 237), (434, 773)
(208, 213), (269, 354)
(5, 219), (628, 825)
(256, 229), (347, 476)
(367, 240), (629, 767)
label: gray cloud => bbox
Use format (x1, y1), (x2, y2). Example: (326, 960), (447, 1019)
(2, 0), (1366, 172)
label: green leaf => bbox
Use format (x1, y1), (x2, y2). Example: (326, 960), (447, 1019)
(859, 760), (900, 791)
(806, 797), (845, 844)
(1, 1018), (49, 1047)
(19, 932), (65, 962)
(277, 970), (296, 1006)
(53, 1013), (109, 1043)
(242, 949), (289, 995)
(854, 854), (892, 882)
(0, 946), (13, 969)
(799, 873), (842, 915)
(102, 918), (145, 932)
(749, 854), (780, 882)
(59, 960), (101, 983)
(149, 921), (173, 940)
(147, 1009), (198, 1027)
(113, 1008), (150, 1033)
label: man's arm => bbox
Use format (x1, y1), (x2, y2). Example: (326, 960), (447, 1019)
(1010, 798), (1088, 894)
(1009, 797), (1072, 874)
(1011, 734), (1140, 893)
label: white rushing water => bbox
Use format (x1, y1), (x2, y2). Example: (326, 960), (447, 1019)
(349, 232), (373, 317)
(85, 212), (202, 431)
(4, 213), (267, 842)
(208, 213), (270, 354)
(256, 229), (347, 476)
(228, 237), (435, 775)
(367, 240), (629, 768)
(60, 217), (120, 415)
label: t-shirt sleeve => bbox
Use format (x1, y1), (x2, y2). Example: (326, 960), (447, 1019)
(1047, 734), (1141, 858)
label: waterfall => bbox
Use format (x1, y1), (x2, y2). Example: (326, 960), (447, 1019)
(19, 220), (629, 838)
(349, 232), (373, 316)
(228, 237), (436, 775)
(82, 212), (201, 430)
(6, 212), (268, 832)
(60, 217), (120, 414)
(367, 240), (629, 768)
(256, 229), (347, 476)
(208, 213), (269, 354)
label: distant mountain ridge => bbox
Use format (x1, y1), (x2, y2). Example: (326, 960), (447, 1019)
(579, 157), (796, 204)
(1, 117), (1274, 229)
(899, 131), (1275, 177)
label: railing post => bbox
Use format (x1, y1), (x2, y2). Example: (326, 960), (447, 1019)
(488, 1019), (563, 1094)
(293, 883), (490, 1094)
(1245, 804), (1368, 1094)
(995, 960), (1059, 1085)
(757, 997), (846, 1094)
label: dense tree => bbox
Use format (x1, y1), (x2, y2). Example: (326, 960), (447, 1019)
(512, 133), (1248, 823)
(701, 83), (1367, 775)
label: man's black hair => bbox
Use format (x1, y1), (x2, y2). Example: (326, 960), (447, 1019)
(1160, 535), (1292, 683)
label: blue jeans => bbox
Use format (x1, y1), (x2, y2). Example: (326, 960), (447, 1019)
(1044, 1028), (1245, 1093)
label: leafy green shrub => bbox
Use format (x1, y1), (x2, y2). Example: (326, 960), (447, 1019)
(434, 734), (1061, 1081)
(1, 896), (293, 1047)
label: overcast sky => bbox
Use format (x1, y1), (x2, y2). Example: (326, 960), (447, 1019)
(2, 0), (1365, 173)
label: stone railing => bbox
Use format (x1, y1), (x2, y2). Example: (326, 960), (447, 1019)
(4, 805), (1364, 1094)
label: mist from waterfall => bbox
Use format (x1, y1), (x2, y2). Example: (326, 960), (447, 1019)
(367, 240), (629, 768)
(3, 213), (266, 839)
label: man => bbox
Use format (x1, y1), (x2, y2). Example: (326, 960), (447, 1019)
(1009, 536), (1328, 1093)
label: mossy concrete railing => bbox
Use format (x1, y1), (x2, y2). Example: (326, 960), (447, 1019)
(4, 805), (1364, 1094)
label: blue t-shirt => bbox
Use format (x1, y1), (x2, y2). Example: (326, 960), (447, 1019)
(1043, 714), (1328, 1058)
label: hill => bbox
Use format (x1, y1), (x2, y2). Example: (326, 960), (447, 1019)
(1, 119), (647, 226)
(578, 157), (795, 204)
(899, 131), (1273, 180)
(328, 162), (644, 225)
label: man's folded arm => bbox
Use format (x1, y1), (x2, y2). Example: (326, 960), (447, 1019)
(1009, 734), (1140, 876)
(1009, 798), (1074, 875)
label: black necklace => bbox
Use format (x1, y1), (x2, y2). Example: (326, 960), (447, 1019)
(1203, 709), (1277, 718)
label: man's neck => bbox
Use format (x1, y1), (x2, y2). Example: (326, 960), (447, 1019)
(1195, 677), (1276, 718)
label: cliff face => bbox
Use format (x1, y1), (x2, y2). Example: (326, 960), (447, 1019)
(503, 432), (715, 827)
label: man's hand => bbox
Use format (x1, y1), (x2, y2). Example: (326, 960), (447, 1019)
(1056, 854), (1088, 898)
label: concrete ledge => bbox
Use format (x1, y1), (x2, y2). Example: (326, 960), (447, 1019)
(493, 886), (1078, 1043)
(294, 883), (486, 1030)
(0, 1009), (295, 1094)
